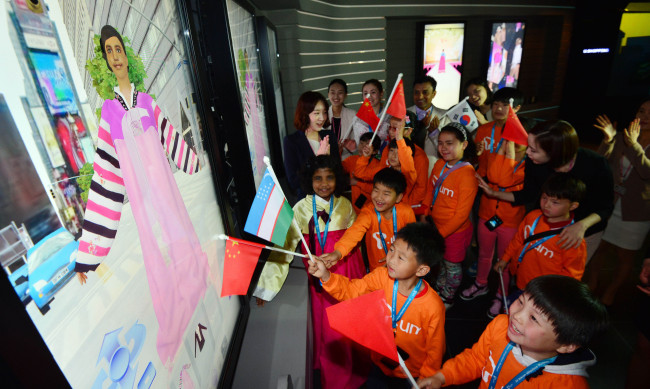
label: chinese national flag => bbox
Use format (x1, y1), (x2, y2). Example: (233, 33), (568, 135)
(501, 107), (528, 146)
(220, 237), (265, 297)
(326, 290), (399, 362)
(386, 80), (406, 119)
(356, 97), (380, 131)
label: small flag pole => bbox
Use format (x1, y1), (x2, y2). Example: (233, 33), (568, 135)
(217, 235), (308, 258)
(397, 353), (418, 388)
(498, 268), (509, 315)
(263, 157), (316, 264)
(369, 73), (403, 145)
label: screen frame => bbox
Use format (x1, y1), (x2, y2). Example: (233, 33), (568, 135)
(416, 20), (467, 106)
(484, 20), (528, 92)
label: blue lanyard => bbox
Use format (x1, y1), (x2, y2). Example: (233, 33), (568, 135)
(498, 157), (526, 192)
(517, 215), (573, 263)
(312, 196), (333, 250)
(431, 162), (459, 206)
(490, 123), (504, 154)
(488, 342), (557, 389)
(375, 207), (397, 254)
(392, 278), (423, 330)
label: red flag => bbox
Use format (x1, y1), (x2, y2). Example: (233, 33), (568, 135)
(356, 98), (380, 131)
(326, 290), (398, 362)
(220, 237), (265, 297)
(386, 80), (406, 119)
(501, 107), (528, 146)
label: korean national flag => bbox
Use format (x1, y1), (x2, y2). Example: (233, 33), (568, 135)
(444, 98), (479, 131)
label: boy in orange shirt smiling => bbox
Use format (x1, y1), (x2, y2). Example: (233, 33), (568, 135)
(417, 275), (608, 389)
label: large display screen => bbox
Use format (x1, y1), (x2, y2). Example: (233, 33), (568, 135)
(486, 22), (526, 92)
(29, 50), (78, 115)
(422, 23), (465, 109)
(2, 1), (240, 387)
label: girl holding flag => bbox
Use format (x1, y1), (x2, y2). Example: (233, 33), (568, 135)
(253, 155), (369, 388)
(422, 123), (478, 308)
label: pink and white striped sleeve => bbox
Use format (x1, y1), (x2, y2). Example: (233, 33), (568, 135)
(152, 99), (200, 175)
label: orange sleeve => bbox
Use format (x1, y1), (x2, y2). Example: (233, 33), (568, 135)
(418, 298), (447, 378)
(322, 266), (386, 301)
(411, 148), (430, 212)
(562, 242), (587, 281)
(380, 146), (388, 166)
(487, 154), (524, 189)
(474, 125), (491, 178)
(353, 156), (384, 181)
(397, 139), (417, 187)
(334, 204), (373, 257)
(437, 168), (478, 238)
(440, 315), (506, 385)
(342, 155), (360, 174)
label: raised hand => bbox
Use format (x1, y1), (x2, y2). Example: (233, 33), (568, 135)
(624, 118), (641, 147)
(594, 114), (616, 143)
(317, 135), (331, 155)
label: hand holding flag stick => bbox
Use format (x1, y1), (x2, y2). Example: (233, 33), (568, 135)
(262, 157), (316, 265)
(369, 73), (404, 145)
(217, 235), (307, 258)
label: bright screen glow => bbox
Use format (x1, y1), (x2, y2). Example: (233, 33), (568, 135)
(486, 22), (526, 92)
(29, 50), (78, 115)
(422, 23), (465, 109)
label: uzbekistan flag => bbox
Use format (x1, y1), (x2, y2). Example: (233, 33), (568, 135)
(244, 169), (294, 246)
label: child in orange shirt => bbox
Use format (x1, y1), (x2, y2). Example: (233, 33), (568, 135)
(417, 275), (608, 389)
(422, 123), (478, 308)
(494, 173), (588, 310)
(474, 87), (523, 177)
(461, 140), (527, 317)
(319, 168), (416, 271)
(310, 223), (447, 386)
(342, 132), (381, 212)
(355, 116), (429, 216)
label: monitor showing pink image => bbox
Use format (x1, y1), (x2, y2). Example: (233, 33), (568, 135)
(422, 23), (465, 109)
(486, 22), (526, 92)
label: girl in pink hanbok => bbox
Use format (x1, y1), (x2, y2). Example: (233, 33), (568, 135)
(254, 155), (370, 388)
(74, 25), (208, 368)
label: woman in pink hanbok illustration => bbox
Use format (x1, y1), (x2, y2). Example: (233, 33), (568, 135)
(74, 25), (208, 369)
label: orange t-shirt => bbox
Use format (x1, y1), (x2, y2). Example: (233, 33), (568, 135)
(502, 210), (587, 290)
(323, 267), (446, 379)
(440, 315), (590, 388)
(423, 160), (478, 238)
(474, 122), (504, 177)
(342, 155), (377, 212)
(334, 201), (416, 271)
(478, 154), (526, 228)
(378, 142), (430, 216)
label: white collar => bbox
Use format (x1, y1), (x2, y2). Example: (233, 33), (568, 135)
(114, 83), (135, 108)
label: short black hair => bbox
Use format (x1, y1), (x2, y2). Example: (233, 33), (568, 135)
(524, 275), (608, 347)
(328, 78), (348, 94)
(541, 172), (585, 203)
(373, 168), (407, 195)
(492, 87), (524, 109)
(413, 75), (437, 91)
(388, 138), (416, 156)
(395, 222), (445, 268)
(360, 131), (381, 153)
(299, 155), (346, 197)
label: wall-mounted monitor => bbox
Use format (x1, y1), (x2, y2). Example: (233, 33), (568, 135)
(486, 22), (526, 92)
(422, 23), (465, 109)
(28, 50), (78, 115)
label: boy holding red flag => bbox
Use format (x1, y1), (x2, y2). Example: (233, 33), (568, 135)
(309, 222), (447, 387)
